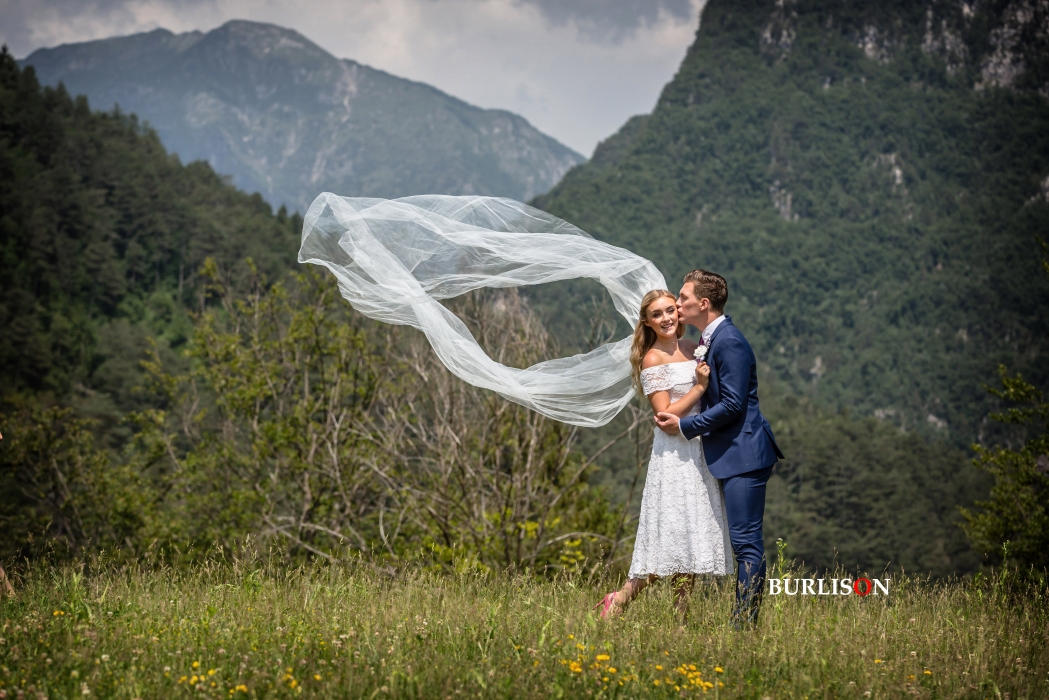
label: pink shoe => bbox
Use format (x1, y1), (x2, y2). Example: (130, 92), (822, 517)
(593, 592), (618, 619)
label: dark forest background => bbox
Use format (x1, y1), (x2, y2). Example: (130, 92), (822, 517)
(2, 0), (1048, 579)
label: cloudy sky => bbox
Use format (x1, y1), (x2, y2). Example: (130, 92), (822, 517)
(1, 0), (705, 156)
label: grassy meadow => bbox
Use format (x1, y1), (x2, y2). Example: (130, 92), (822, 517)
(1, 554), (1046, 700)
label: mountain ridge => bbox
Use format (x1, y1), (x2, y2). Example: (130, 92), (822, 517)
(21, 20), (585, 211)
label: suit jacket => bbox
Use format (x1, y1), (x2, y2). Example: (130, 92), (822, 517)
(679, 316), (784, 479)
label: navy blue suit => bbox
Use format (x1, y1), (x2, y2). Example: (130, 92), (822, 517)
(679, 316), (783, 625)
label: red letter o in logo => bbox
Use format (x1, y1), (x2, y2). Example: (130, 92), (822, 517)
(854, 578), (872, 596)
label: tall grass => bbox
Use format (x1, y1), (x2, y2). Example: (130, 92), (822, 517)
(1, 555), (1046, 699)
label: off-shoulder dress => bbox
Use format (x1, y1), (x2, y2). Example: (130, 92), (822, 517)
(628, 360), (732, 579)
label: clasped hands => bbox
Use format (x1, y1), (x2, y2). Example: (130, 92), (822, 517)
(654, 361), (710, 435)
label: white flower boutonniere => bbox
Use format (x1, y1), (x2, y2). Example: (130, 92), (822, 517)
(695, 344), (708, 361)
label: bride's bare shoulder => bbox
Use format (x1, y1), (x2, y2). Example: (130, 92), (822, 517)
(642, 348), (671, 370)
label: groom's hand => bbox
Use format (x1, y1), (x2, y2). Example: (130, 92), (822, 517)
(655, 412), (681, 435)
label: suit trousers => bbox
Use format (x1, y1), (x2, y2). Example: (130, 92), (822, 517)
(722, 464), (773, 626)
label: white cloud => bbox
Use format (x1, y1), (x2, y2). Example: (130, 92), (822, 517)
(2, 0), (703, 155)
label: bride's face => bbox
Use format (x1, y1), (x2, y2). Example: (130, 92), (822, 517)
(644, 296), (679, 339)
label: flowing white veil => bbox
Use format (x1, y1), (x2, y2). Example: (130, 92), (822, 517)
(298, 193), (667, 427)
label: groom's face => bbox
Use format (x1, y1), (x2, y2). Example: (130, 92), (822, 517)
(677, 282), (707, 328)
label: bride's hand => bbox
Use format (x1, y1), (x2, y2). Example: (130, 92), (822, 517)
(695, 361), (710, 389)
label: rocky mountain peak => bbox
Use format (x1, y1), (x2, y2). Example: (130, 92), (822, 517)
(22, 22), (584, 210)
(749, 0), (1049, 95)
(203, 20), (333, 64)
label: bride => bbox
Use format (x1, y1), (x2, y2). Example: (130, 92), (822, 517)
(593, 290), (731, 621)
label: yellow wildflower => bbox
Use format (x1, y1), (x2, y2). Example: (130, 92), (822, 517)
(314, 674), (321, 681)
(192, 661), (200, 669)
(608, 667), (617, 674)
(569, 661), (583, 673)
(653, 680), (661, 686)
(208, 669), (217, 676)
(924, 670), (932, 675)
(596, 654), (610, 662)
(190, 675), (199, 684)
(235, 685), (248, 692)
(655, 665), (663, 671)
(874, 659), (883, 664)
(715, 666), (724, 673)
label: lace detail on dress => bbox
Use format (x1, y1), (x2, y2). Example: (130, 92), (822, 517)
(640, 361), (700, 416)
(629, 359), (730, 579)
(640, 360), (696, 394)
(637, 361), (696, 394)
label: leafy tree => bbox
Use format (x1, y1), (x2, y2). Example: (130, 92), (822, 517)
(961, 244), (1049, 572)
(961, 368), (1049, 572)
(129, 263), (624, 572)
(0, 405), (145, 562)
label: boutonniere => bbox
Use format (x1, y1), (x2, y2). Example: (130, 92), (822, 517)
(695, 344), (708, 361)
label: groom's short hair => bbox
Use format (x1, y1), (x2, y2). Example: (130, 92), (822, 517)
(683, 269), (728, 313)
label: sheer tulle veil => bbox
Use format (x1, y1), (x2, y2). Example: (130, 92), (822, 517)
(298, 193), (667, 427)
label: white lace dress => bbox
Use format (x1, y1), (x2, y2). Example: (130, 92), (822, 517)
(628, 360), (732, 579)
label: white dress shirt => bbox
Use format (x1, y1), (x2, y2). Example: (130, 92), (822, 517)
(700, 314), (726, 347)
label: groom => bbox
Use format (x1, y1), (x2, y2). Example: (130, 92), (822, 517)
(655, 269), (784, 628)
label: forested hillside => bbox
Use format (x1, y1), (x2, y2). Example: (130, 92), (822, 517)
(0, 48), (301, 435)
(535, 0), (1049, 446)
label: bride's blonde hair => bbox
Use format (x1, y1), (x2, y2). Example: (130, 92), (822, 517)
(630, 289), (684, 395)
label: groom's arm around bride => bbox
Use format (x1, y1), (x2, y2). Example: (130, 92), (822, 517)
(655, 269), (784, 627)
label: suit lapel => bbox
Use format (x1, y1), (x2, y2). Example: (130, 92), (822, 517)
(701, 316), (732, 410)
(706, 315), (732, 355)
